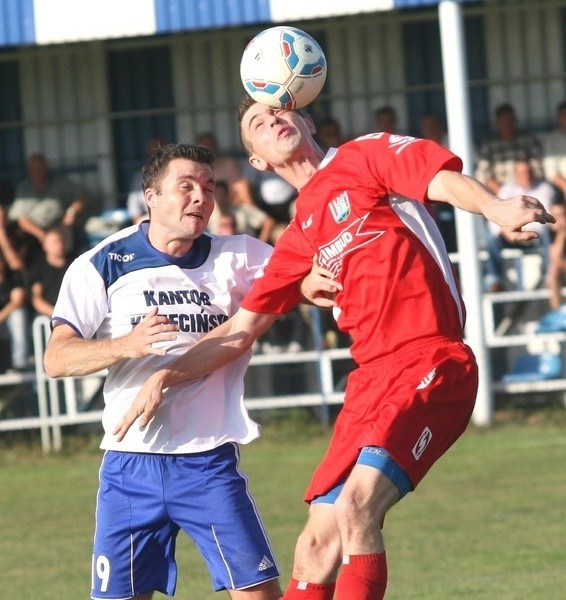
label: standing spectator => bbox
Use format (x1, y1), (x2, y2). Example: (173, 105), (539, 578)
(8, 152), (89, 258)
(29, 228), (69, 317)
(116, 97), (554, 600)
(484, 159), (560, 292)
(373, 105), (400, 133)
(475, 103), (543, 194)
(43, 143), (281, 600)
(542, 100), (566, 200)
(547, 194), (566, 309)
(127, 135), (166, 224)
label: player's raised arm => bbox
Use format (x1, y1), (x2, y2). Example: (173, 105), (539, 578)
(427, 169), (555, 243)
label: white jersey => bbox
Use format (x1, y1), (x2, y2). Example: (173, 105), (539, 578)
(52, 222), (272, 453)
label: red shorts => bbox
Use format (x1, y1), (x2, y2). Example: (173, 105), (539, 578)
(305, 336), (478, 503)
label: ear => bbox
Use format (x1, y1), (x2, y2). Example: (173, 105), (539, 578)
(304, 114), (317, 135)
(249, 154), (269, 172)
(145, 188), (157, 208)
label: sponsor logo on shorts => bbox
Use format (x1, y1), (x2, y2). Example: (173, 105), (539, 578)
(416, 367), (437, 390)
(412, 426), (432, 460)
(258, 555), (274, 571)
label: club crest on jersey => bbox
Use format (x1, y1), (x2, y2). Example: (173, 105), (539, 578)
(329, 192), (351, 223)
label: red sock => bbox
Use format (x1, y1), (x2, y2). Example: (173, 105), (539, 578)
(334, 552), (388, 600)
(282, 577), (336, 600)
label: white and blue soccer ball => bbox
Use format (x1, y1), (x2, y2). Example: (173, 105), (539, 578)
(240, 26), (327, 110)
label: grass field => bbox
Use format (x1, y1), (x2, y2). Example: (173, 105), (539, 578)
(2, 407), (566, 599)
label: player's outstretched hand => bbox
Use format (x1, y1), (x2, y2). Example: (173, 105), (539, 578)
(113, 371), (166, 441)
(487, 194), (555, 243)
(123, 307), (178, 358)
(301, 255), (343, 308)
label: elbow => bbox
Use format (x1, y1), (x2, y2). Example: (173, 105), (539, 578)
(43, 349), (64, 379)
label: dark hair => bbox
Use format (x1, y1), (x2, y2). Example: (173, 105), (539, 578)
(495, 103), (516, 118)
(237, 94), (257, 154)
(141, 143), (215, 192)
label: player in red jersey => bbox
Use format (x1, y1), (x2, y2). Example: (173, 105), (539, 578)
(114, 96), (554, 600)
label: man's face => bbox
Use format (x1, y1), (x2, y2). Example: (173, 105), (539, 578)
(146, 158), (215, 242)
(240, 104), (310, 169)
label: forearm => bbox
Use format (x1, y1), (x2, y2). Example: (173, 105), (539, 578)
(155, 309), (278, 388)
(44, 333), (132, 378)
(428, 170), (496, 215)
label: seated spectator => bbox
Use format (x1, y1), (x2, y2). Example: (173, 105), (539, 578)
(215, 211), (237, 236)
(249, 170), (297, 244)
(373, 105), (401, 133)
(195, 131), (266, 236)
(542, 100), (566, 200)
(127, 135), (166, 224)
(475, 103), (543, 194)
(8, 152), (89, 258)
(316, 116), (344, 151)
(0, 205), (30, 372)
(484, 159), (560, 291)
(547, 195), (566, 309)
(29, 228), (69, 317)
(419, 112), (449, 147)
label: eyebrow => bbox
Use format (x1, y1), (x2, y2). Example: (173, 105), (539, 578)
(176, 173), (214, 186)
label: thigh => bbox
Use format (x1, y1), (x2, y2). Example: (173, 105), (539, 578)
(164, 443), (280, 592)
(92, 451), (179, 599)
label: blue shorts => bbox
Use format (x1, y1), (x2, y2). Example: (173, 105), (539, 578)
(310, 446), (413, 504)
(91, 443), (279, 599)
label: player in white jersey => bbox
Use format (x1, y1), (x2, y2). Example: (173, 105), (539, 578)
(43, 144), (282, 600)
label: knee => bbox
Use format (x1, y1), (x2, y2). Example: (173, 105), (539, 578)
(334, 485), (390, 535)
(294, 524), (342, 576)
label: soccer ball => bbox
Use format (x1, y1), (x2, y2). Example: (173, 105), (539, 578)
(240, 26), (327, 110)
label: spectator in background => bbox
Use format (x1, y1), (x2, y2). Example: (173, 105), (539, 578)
(419, 112), (449, 147)
(475, 103), (543, 194)
(248, 169), (297, 244)
(8, 152), (89, 258)
(0, 205), (30, 372)
(542, 100), (566, 200)
(317, 116), (344, 151)
(215, 211), (237, 236)
(29, 228), (69, 317)
(547, 194), (566, 309)
(373, 105), (400, 133)
(127, 135), (166, 224)
(484, 159), (560, 292)
(196, 130), (267, 236)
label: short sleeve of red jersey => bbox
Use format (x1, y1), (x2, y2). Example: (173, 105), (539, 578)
(356, 133), (463, 202)
(242, 219), (312, 314)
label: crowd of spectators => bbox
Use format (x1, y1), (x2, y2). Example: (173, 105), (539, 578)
(2, 101), (566, 380)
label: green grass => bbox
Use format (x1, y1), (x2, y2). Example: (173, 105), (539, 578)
(2, 408), (566, 599)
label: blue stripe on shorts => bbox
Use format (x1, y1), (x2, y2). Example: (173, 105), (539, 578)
(91, 444), (279, 599)
(311, 446), (413, 504)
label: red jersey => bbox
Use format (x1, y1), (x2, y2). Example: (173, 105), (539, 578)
(242, 133), (465, 365)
